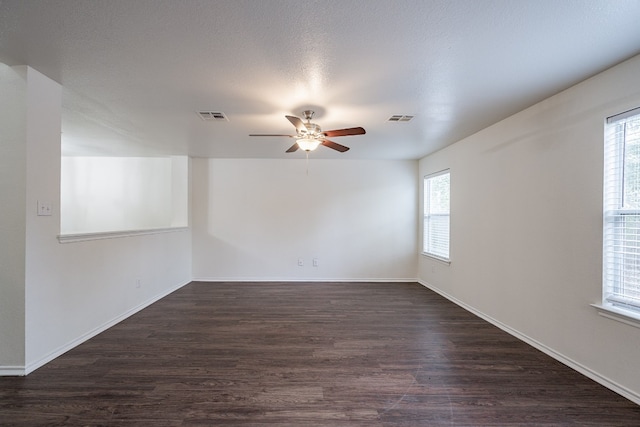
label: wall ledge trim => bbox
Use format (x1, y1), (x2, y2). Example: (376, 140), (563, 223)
(58, 227), (189, 244)
(418, 280), (640, 406)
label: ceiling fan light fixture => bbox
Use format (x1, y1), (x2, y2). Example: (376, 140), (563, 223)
(296, 138), (320, 151)
(250, 110), (365, 153)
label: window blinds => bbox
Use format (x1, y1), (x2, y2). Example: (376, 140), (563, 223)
(424, 171), (450, 261)
(604, 107), (640, 312)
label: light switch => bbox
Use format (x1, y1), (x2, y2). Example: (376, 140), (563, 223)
(37, 201), (52, 216)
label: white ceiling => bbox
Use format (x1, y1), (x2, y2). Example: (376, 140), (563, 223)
(2, 0), (640, 159)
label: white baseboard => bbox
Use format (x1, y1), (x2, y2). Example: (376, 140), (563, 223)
(417, 280), (640, 406)
(18, 280), (191, 376)
(191, 277), (419, 283)
(0, 366), (26, 376)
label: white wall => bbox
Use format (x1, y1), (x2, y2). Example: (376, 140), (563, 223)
(0, 65), (27, 369)
(61, 155), (189, 234)
(0, 65), (193, 374)
(418, 54), (640, 403)
(192, 158), (418, 281)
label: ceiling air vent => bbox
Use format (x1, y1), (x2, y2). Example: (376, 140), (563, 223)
(387, 114), (415, 122)
(198, 111), (228, 121)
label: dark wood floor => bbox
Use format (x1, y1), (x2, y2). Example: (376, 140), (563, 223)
(1, 282), (639, 426)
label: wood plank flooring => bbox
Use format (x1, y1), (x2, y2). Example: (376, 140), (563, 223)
(1, 281), (639, 426)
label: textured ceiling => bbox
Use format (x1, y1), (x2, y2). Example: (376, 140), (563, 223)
(2, 0), (640, 159)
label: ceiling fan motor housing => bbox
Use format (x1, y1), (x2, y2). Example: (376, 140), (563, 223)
(302, 122), (322, 137)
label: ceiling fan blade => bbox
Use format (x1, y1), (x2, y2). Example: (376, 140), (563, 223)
(285, 115), (305, 132)
(286, 143), (300, 153)
(249, 134), (296, 137)
(321, 139), (350, 152)
(323, 127), (366, 137)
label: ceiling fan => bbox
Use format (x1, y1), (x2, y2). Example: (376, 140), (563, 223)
(249, 110), (366, 153)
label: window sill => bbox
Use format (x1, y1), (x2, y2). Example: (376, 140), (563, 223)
(591, 303), (640, 329)
(421, 252), (451, 265)
(58, 226), (189, 244)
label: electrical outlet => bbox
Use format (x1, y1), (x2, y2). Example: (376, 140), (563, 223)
(313, 258), (319, 267)
(298, 258), (304, 266)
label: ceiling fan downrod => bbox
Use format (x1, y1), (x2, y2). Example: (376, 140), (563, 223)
(302, 110), (315, 121)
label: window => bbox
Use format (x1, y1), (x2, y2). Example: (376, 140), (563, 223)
(604, 107), (640, 314)
(423, 170), (450, 261)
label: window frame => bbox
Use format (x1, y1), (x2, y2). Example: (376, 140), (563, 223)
(422, 169), (451, 263)
(602, 106), (640, 320)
